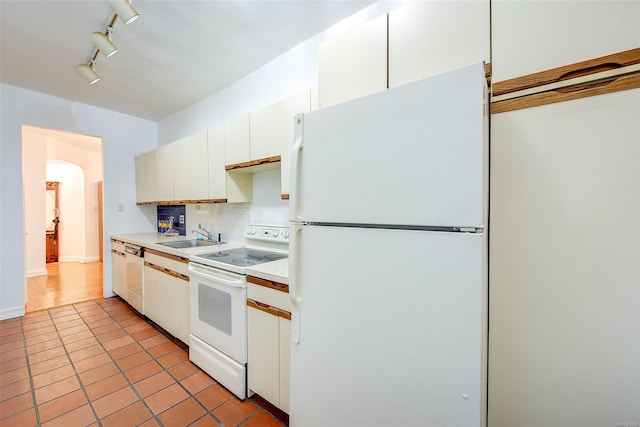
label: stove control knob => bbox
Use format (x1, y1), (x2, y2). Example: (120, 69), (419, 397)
(248, 227), (257, 235)
(283, 231), (289, 239)
(273, 230), (280, 237)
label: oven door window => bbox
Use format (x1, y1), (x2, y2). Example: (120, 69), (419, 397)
(198, 283), (232, 336)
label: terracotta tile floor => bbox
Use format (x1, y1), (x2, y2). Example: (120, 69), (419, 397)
(0, 297), (288, 426)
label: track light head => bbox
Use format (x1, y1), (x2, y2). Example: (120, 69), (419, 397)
(91, 31), (118, 58)
(109, 0), (139, 25)
(77, 62), (100, 84)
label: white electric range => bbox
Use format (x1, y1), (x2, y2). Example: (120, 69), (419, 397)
(187, 224), (289, 399)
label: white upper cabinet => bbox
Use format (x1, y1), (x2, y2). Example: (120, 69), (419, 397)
(492, 0), (640, 83)
(207, 124), (227, 201)
(388, 0), (490, 88)
(135, 150), (156, 203)
(318, 13), (388, 108)
(250, 102), (281, 161)
(177, 131), (209, 201)
(224, 114), (251, 166)
(154, 143), (175, 202)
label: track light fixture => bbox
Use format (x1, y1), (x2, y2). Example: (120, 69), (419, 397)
(109, 0), (139, 25)
(91, 29), (118, 58)
(77, 1), (139, 84)
(77, 62), (101, 84)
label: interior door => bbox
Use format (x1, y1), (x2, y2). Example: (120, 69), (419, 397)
(45, 181), (60, 263)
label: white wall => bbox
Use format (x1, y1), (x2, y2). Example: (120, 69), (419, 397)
(0, 83), (157, 320)
(158, 1), (404, 145)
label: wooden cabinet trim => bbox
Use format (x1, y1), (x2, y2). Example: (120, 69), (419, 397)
(144, 248), (189, 264)
(281, 194), (290, 200)
(111, 249), (126, 257)
(225, 155), (281, 171)
(492, 48), (640, 97)
(492, 71), (640, 114)
(248, 298), (291, 319)
(144, 261), (189, 282)
(248, 276), (289, 293)
(137, 198), (227, 206)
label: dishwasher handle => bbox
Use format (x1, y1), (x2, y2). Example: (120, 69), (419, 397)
(124, 245), (143, 257)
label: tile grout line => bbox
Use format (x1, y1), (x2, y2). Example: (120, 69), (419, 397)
(105, 299), (229, 426)
(48, 304), (104, 427)
(19, 314), (43, 426)
(74, 300), (164, 426)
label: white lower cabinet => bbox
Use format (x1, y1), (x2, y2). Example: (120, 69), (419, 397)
(110, 239), (127, 297)
(143, 250), (190, 344)
(247, 276), (291, 413)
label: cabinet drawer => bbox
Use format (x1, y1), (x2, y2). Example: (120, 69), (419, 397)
(247, 277), (290, 312)
(145, 249), (189, 276)
(111, 239), (125, 253)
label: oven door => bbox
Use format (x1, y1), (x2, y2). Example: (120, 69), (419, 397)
(188, 262), (247, 364)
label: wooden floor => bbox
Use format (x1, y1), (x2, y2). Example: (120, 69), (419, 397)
(26, 262), (103, 312)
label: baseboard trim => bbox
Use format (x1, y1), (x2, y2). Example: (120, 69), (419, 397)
(1, 306), (25, 320)
(26, 268), (48, 277)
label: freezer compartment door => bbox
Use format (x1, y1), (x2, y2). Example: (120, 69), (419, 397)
(288, 225), (487, 426)
(292, 62), (487, 228)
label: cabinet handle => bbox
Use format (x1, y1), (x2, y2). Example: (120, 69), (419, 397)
(247, 299), (279, 316)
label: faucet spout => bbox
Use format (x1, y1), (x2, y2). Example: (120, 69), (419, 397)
(191, 225), (213, 241)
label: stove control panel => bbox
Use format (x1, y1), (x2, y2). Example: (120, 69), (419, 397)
(244, 225), (289, 244)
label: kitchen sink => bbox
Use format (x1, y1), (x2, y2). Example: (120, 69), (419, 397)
(158, 239), (219, 249)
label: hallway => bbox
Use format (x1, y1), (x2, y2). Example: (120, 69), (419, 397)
(26, 262), (103, 313)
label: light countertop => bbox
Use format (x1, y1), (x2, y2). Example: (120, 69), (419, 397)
(110, 233), (289, 283)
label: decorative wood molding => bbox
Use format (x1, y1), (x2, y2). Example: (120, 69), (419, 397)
(492, 48), (640, 97)
(225, 155), (281, 171)
(248, 275), (289, 293)
(144, 248), (189, 264)
(492, 71), (640, 114)
(247, 298), (291, 320)
(281, 194), (290, 200)
(136, 198), (227, 206)
(144, 261), (189, 281)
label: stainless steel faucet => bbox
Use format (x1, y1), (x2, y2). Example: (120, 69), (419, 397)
(192, 224), (213, 241)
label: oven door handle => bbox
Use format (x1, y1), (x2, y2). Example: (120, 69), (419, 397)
(188, 264), (246, 288)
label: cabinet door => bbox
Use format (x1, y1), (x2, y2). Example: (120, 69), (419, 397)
(207, 124), (227, 200)
(144, 151), (156, 203)
(248, 305), (280, 407)
(280, 89), (311, 198)
(174, 276), (190, 344)
(144, 265), (177, 336)
(154, 144), (175, 202)
(186, 132), (209, 200)
(250, 102), (281, 161)
(492, 0), (640, 82)
(318, 13), (387, 108)
(135, 154), (145, 203)
(388, 0), (489, 88)
(172, 138), (190, 201)
(224, 114), (251, 166)
(279, 317), (291, 414)
(113, 254), (126, 297)
(489, 90), (640, 426)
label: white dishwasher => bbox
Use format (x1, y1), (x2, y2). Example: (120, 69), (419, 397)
(124, 243), (144, 314)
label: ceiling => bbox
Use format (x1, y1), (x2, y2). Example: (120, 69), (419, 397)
(1, 0), (375, 121)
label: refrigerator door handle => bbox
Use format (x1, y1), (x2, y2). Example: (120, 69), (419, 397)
(288, 223), (302, 344)
(289, 114), (304, 223)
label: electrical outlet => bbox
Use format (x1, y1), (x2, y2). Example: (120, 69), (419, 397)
(179, 215), (185, 224)
(117, 204), (124, 212)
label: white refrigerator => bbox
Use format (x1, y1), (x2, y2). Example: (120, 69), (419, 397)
(288, 62), (489, 426)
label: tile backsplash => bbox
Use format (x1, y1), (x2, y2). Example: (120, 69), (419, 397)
(157, 205), (186, 235)
(184, 170), (289, 243)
